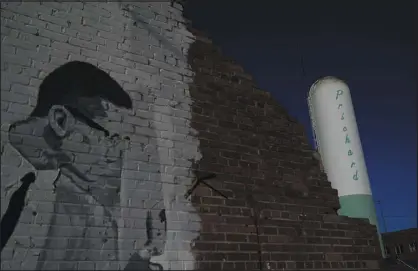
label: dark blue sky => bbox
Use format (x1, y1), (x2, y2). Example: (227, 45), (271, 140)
(185, 0), (416, 232)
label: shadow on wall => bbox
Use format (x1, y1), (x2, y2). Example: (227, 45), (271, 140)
(0, 172), (36, 252)
(118, 1), (199, 270)
(118, 2), (186, 62)
(4, 61), (135, 269)
(117, 2), (167, 270)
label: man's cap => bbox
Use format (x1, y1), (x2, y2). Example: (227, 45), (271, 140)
(30, 61), (133, 117)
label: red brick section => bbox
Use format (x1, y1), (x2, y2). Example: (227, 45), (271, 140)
(186, 27), (382, 270)
(382, 228), (418, 261)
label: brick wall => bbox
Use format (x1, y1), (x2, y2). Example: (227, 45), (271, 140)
(0, 1), (382, 270)
(1, 1), (200, 270)
(382, 228), (418, 261)
(186, 29), (382, 270)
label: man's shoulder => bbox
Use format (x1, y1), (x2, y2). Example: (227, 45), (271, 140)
(6, 142), (61, 188)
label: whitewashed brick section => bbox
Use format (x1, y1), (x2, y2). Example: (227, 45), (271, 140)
(1, 1), (200, 270)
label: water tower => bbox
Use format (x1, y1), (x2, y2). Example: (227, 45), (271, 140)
(307, 76), (384, 256)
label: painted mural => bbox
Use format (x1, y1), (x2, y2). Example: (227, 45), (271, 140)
(1, 2), (202, 270)
(2, 61), (166, 270)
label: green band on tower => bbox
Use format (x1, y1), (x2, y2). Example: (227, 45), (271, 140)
(338, 194), (385, 257)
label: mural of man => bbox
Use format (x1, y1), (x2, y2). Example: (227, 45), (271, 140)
(7, 61), (138, 270)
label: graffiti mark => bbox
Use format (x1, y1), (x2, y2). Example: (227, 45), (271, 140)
(159, 209), (166, 224)
(336, 89), (344, 100)
(341, 113), (345, 120)
(351, 162), (356, 168)
(343, 126), (347, 132)
(159, 209), (167, 238)
(0, 172), (36, 252)
(348, 150), (353, 156)
(7, 61), (133, 268)
(338, 104), (343, 109)
(184, 173), (225, 199)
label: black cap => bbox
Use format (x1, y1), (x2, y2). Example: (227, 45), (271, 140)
(30, 61), (132, 117)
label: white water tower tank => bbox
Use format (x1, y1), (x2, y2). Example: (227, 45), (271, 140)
(307, 76), (384, 255)
(308, 77), (372, 197)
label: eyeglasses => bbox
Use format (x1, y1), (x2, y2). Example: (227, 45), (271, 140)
(63, 105), (130, 141)
(64, 105), (110, 136)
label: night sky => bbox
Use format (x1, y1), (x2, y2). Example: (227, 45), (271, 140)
(184, 0), (416, 232)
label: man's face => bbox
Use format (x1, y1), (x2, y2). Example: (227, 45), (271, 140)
(9, 97), (129, 186)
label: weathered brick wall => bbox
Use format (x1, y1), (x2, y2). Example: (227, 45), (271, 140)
(1, 1), (201, 270)
(382, 228), (418, 261)
(1, 1), (382, 270)
(186, 29), (382, 270)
